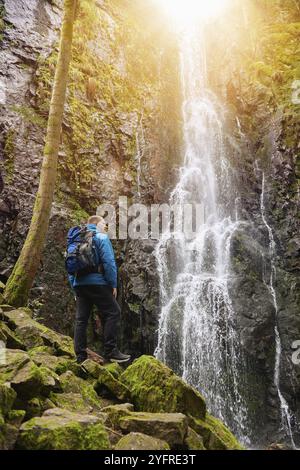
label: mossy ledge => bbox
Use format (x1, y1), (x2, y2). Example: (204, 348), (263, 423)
(0, 304), (243, 450)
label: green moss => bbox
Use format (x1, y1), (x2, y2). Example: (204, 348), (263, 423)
(120, 355), (206, 420)
(59, 370), (102, 410)
(17, 411), (110, 450)
(190, 414), (244, 450)
(49, 392), (93, 414)
(115, 432), (170, 450)
(0, 384), (17, 417)
(11, 105), (47, 128)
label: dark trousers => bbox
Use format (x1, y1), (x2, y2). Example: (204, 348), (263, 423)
(74, 285), (121, 362)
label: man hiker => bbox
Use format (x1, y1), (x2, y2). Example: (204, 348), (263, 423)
(67, 215), (130, 364)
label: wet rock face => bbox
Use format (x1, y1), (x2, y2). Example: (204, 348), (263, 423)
(0, 0), (180, 336)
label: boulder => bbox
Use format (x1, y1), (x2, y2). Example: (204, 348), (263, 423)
(0, 421), (19, 450)
(29, 347), (72, 375)
(6, 409), (26, 426)
(115, 432), (170, 450)
(24, 397), (55, 419)
(103, 362), (123, 379)
(101, 403), (134, 428)
(184, 427), (206, 450)
(121, 355), (206, 419)
(190, 414), (243, 450)
(49, 392), (93, 414)
(10, 362), (60, 399)
(119, 412), (189, 448)
(16, 408), (110, 450)
(0, 321), (25, 350)
(0, 383), (17, 417)
(59, 370), (102, 411)
(2, 309), (74, 357)
(82, 359), (131, 402)
(0, 349), (30, 383)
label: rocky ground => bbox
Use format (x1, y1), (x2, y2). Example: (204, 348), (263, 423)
(0, 304), (242, 450)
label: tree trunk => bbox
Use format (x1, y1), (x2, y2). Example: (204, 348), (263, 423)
(4, 0), (77, 307)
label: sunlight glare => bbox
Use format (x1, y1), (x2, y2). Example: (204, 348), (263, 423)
(156, 0), (229, 24)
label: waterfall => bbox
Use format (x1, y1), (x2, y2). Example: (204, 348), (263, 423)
(155, 25), (249, 443)
(260, 173), (297, 449)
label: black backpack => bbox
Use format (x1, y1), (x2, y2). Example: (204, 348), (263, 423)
(65, 225), (101, 277)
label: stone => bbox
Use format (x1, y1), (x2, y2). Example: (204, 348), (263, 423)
(49, 392), (93, 414)
(101, 403), (134, 427)
(7, 409), (26, 426)
(0, 383), (17, 417)
(2, 309), (74, 357)
(24, 397), (55, 419)
(0, 349), (30, 383)
(119, 412), (189, 447)
(0, 321), (25, 350)
(29, 347), (72, 374)
(10, 362), (60, 399)
(121, 356), (206, 419)
(103, 362), (123, 379)
(16, 408), (110, 450)
(82, 359), (131, 402)
(184, 427), (206, 450)
(59, 370), (102, 411)
(190, 414), (243, 450)
(0, 421), (19, 450)
(115, 432), (170, 450)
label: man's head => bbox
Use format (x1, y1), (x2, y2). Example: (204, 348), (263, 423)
(88, 215), (107, 233)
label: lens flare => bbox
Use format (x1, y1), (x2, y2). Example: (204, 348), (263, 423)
(157, 0), (229, 24)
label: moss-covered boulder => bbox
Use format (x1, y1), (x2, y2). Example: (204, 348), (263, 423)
(0, 349), (30, 383)
(119, 412), (189, 448)
(2, 309), (74, 357)
(185, 427), (206, 450)
(82, 360), (131, 402)
(0, 420), (19, 450)
(102, 403), (134, 428)
(0, 383), (16, 417)
(103, 362), (124, 379)
(115, 432), (170, 450)
(0, 321), (25, 350)
(190, 414), (244, 450)
(121, 355), (206, 419)
(23, 397), (55, 419)
(16, 408), (110, 450)
(7, 409), (26, 426)
(10, 361), (60, 399)
(59, 370), (102, 411)
(49, 392), (94, 414)
(29, 347), (73, 375)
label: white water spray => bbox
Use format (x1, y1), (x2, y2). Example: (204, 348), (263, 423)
(155, 25), (249, 442)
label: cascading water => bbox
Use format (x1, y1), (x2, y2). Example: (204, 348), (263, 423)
(260, 173), (297, 449)
(155, 24), (249, 443)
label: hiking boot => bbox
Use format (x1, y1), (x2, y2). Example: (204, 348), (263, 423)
(105, 349), (131, 363)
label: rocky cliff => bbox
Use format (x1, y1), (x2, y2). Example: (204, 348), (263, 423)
(0, 0), (180, 352)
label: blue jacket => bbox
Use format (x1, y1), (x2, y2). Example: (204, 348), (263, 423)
(69, 224), (118, 289)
